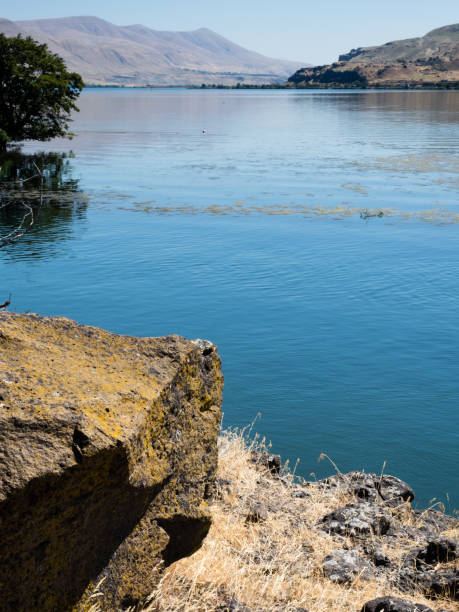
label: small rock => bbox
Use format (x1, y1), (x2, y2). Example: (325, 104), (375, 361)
(322, 549), (373, 583)
(321, 502), (392, 537)
(397, 565), (458, 600)
(267, 453), (281, 474)
(418, 569), (458, 600)
(401, 538), (457, 573)
(360, 596), (434, 612)
(246, 503), (268, 524)
(291, 489), (309, 499)
(413, 508), (457, 535)
(251, 450), (282, 475)
(364, 544), (391, 567)
(421, 538), (456, 564)
(375, 475), (414, 507)
(215, 599), (252, 612)
(401, 547), (426, 571)
(354, 484), (378, 502)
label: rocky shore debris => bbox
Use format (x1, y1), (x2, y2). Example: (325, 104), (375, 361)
(217, 443), (457, 611)
(312, 471), (457, 603)
(0, 312), (223, 611)
(312, 471), (415, 506)
(143, 429), (458, 610)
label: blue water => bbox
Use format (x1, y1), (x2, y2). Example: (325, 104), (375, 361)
(1, 89), (458, 510)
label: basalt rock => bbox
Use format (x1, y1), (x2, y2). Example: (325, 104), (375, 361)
(360, 596), (435, 612)
(0, 312), (223, 611)
(363, 544), (391, 567)
(251, 450), (282, 475)
(403, 538), (457, 570)
(322, 549), (373, 583)
(314, 471), (414, 507)
(412, 509), (458, 535)
(397, 538), (458, 599)
(397, 566), (458, 601)
(321, 501), (392, 538)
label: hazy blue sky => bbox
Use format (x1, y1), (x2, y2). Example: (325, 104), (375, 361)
(4, 0), (459, 65)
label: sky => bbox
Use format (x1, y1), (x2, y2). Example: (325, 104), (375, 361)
(3, 0), (459, 65)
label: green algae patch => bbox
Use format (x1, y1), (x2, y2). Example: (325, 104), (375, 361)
(0, 313), (223, 611)
(341, 183), (369, 195)
(120, 199), (459, 225)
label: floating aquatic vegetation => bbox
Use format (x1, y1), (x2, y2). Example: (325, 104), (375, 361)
(115, 199), (459, 225)
(351, 154), (459, 176)
(341, 183), (368, 195)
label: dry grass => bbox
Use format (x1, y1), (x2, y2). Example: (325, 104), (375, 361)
(142, 429), (458, 612)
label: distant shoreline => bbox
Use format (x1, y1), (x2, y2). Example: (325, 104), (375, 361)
(83, 83), (459, 90)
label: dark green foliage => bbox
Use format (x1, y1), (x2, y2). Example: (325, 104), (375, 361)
(0, 34), (83, 150)
(288, 67), (367, 87)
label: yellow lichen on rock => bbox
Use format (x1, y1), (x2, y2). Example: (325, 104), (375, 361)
(0, 312), (223, 611)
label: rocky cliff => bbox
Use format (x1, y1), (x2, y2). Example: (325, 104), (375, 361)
(289, 23), (459, 88)
(0, 312), (223, 611)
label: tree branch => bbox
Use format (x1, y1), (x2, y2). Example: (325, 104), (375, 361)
(0, 162), (44, 248)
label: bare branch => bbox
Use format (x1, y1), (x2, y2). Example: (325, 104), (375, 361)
(0, 163), (44, 248)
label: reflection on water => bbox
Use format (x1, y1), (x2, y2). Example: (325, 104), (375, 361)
(0, 151), (87, 260)
(306, 90), (459, 118)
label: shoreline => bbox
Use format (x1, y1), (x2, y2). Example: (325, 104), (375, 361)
(82, 83), (459, 90)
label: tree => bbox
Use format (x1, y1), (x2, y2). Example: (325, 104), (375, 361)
(0, 34), (83, 152)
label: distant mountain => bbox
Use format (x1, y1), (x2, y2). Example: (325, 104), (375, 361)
(289, 24), (459, 88)
(0, 16), (306, 86)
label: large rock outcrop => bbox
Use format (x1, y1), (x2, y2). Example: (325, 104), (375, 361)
(288, 23), (459, 88)
(0, 312), (223, 611)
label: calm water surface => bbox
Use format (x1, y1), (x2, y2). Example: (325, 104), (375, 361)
(1, 89), (458, 510)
